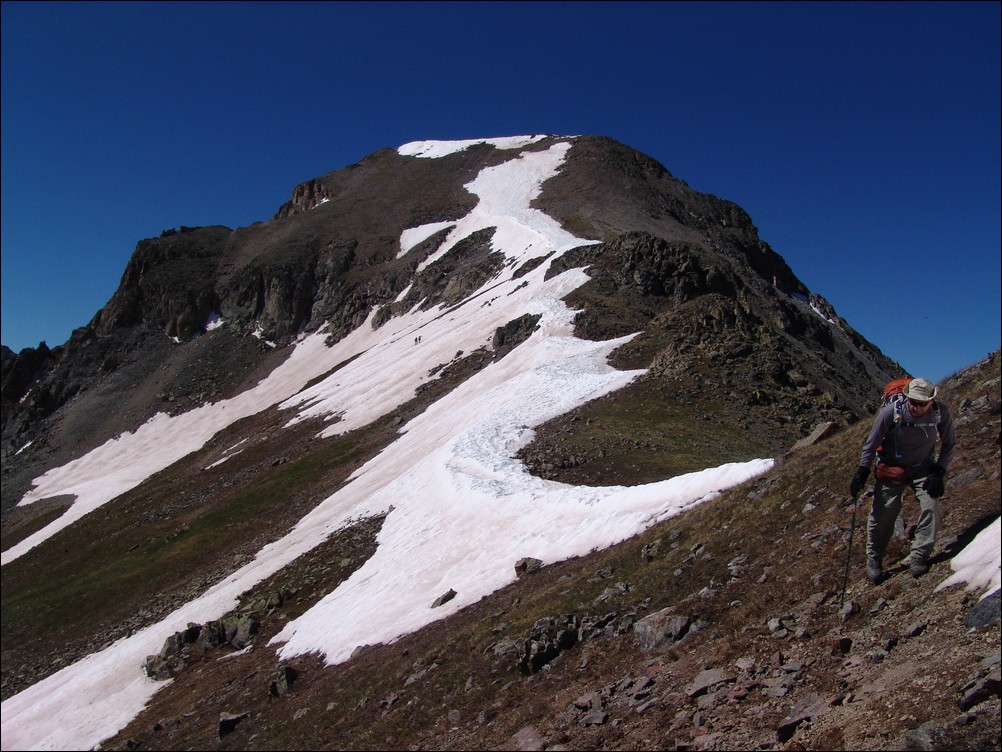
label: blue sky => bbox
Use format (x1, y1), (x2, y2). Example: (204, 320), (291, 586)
(2, 0), (999, 383)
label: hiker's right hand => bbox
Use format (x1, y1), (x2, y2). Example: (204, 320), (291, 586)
(849, 466), (870, 496)
(924, 464), (946, 498)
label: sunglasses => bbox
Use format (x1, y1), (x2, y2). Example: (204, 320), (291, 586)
(908, 399), (931, 408)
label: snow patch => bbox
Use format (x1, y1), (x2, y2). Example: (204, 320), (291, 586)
(398, 221), (455, 258)
(205, 312), (224, 331)
(251, 326), (277, 348)
(398, 135), (549, 159)
(936, 516), (1002, 600)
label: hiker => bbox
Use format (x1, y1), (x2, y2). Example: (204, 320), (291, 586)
(848, 377), (956, 583)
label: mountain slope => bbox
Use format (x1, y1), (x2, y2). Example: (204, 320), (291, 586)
(2, 135), (996, 750)
(96, 350), (1002, 751)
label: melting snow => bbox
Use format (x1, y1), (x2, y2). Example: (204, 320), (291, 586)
(935, 517), (1002, 600)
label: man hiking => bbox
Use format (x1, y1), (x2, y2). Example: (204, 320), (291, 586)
(849, 377), (956, 583)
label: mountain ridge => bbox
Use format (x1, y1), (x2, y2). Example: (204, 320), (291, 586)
(1, 135), (899, 505)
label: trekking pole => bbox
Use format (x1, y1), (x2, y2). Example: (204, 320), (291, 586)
(840, 493), (859, 608)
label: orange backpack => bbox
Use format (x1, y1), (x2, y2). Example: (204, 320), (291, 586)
(881, 377), (912, 406)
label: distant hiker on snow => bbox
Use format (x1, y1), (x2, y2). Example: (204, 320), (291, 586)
(849, 377), (956, 584)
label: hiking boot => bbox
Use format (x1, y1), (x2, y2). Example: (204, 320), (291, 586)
(866, 560), (884, 584)
(910, 559), (929, 578)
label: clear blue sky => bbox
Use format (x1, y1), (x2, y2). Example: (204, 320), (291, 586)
(2, 1), (999, 384)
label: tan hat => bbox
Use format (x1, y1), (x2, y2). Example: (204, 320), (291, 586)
(904, 377), (937, 402)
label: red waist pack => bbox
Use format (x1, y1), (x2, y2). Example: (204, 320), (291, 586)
(875, 462), (908, 485)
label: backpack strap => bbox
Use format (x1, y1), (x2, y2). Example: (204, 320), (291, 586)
(877, 397), (906, 462)
(889, 398), (905, 460)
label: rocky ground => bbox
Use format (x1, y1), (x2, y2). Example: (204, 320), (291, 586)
(90, 353), (1000, 751)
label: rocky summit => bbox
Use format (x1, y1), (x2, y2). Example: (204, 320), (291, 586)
(1, 135), (998, 751)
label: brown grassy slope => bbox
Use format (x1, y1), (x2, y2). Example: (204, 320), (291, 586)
(100, 350), (1000, 751)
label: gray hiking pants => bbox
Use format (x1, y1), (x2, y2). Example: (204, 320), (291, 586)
(866, 471), (940, 566)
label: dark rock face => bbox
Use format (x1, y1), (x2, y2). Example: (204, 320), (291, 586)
(1, 135), (901, 511)
(2, 342), (53, 432)
(519, 615), (581, 674)
(274, 178), (332, 219)
(571, 231), (888, 412)
(964, 588), (1001, 629)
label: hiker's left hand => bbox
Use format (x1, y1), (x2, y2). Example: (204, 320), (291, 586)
(924, 465), (945, 498)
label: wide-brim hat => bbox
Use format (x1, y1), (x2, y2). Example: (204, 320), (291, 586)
(904, 377), (938, 402)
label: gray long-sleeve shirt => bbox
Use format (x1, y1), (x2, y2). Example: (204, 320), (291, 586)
(859, 399), (956, 471)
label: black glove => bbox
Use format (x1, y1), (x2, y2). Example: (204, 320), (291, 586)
(924, 464), (946, 498)
(849, 466), (870, 497)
